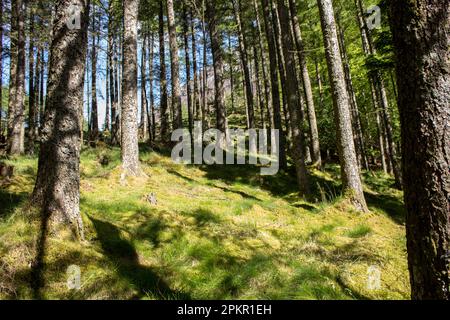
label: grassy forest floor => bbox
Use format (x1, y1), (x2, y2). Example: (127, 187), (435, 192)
(0, 145), (409, 299)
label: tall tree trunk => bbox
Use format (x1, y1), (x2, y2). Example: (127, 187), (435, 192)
(228, 34), (235, 114)
(90, 7), (99, 142)
(32, 0), (90, 239)
(7, 0), (26, 155)
(233, 0), (255, 129)
(317, 0), (368, 212)
(26, 7), (36, 154)
(107, 5), (115, 134)
(206, 0), (226, 134)
(201, 6), (209, 130)
(121, 0), (140, 175)
(39, 48), (45, 131)
(183, 6), (193, 137)
(253, 0), (273, 129)
(159, 0), (169, 142)
(276, 0), (309, 195)
(34, 45), (41, 133)
(261, 0), (287, 170)
(253, 47), (265, 128)
(191, 10), (200, 122)
(288, 0), (322, 169)
(140, 34), (148, 141)
(336, 11), (369, 171)
(166, 0), (182, 130)
(390, 0), (450, 300)
(148, 33), (156, 141)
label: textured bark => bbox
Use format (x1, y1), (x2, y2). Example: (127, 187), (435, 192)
(390, 0), (450, 300)
(166, 0), (182, 130)
(317, 0), (368, 212)
(32, 0), (90, 239)
(233, 0), (255, 129)
(261, 0), (287, 169)
(159, 0), (169, 142)
(121, 0), (140, 175)
(276, 0), (309, 195)
(206, 0), (226, 134)
(336, 12), (369, 171)
(288, 0), (322, 169)
(7, 0), (26, 155)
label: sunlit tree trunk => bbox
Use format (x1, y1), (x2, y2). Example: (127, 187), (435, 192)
(317, 0), (368, 212)
(121, 0), (140, 175)
(32, 0), (90, 239)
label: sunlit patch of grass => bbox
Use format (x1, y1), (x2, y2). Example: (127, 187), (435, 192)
(0, 147), (409, 299)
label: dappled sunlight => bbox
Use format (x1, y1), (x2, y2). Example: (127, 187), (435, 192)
(0, 147), (409, 299)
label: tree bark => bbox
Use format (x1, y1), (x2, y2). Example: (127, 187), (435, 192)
(336, 11), (369, 171)
(390, 0), (450, 300)
(288, 0), (322, 169)
(276, 0), (309, 195)
(206, 0), (226, 134)
(253, 0), (273, 129)
(159, 0), (169, 142)
(166, 0), (182, 130)
(90, 6), (98, 142)
(32, 0), (90, 239)
(233, 0), (255, 129)
(121, 0), (140, 176)
(183, 6), (193, 137)
(140, 34), (148, 141)
(191, 10), (200, 122)
(27, 6), (36, 154)
(148, 33), (156, 141)
(7, 0), (26, 155)
(317, 0), (368, 212)
(261, 0), (287, 170)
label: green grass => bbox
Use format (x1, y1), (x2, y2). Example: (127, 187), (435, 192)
(0, 146), (410, 300)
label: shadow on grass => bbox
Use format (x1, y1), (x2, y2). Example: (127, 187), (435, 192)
(89, 216), (190, 300)
(167, 169), (262, 201)
(365, 192), (405, 225)
(0, 188), (28, 218)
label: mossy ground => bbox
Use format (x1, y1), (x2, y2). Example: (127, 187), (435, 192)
(0, 146), (409, 299)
